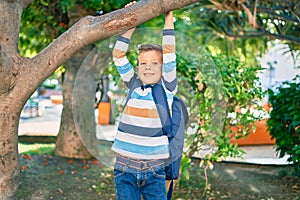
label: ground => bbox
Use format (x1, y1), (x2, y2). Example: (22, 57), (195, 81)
(16, 154), (300, 200)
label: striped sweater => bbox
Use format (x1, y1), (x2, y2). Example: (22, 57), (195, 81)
(111, 29), (177, 160)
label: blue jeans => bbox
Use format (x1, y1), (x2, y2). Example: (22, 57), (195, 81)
(114, 162), (167, 200)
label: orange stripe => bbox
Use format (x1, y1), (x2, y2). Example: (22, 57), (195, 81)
(124, 106), (160, 118)
(113, 49), (127, 59)
(163, 44), (175, 54)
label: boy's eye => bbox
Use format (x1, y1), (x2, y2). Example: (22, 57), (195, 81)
(140, 63), (146, 67)
(139, 62), (160, 68)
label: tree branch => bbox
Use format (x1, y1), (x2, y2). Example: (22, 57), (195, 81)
(224, 30), (300, 45)
(257, 7), (300, 23)
(19, 0), (34, 8)
(30, 0), (199, 80)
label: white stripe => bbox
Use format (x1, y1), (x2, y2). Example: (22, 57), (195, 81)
(163, 70), (176, 82)
(115, 41), (129, 52)
(116, 131), (169, 146)
(120, 70), (134, 82)
(120, 113), (162, 128)
(162, 35), (175, 45)
(111, 147), (169, 160)
(127, 99), (156, 109)
(163, 53), (176, 63)
(113, 57), (129, 66)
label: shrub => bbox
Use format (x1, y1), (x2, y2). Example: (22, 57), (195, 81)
(267, 75), (300, 176)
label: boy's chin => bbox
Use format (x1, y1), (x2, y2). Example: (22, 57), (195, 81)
(142, 81), (157, 85)
(141, 79), (160, 85)
(140, 77), (161, 85)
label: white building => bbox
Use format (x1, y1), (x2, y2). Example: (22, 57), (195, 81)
(258, 43), (300, 92)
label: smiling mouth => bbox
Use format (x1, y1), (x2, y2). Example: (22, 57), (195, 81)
(144, 73), (155, 77)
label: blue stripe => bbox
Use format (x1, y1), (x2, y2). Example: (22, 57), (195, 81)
(118, 36), (130, 44)
(117, 62), (133, 75)
(163, 61), (176, 73)
(129, 87), (173, 105)
(131, 90), (153, 100)
(118, 123), (163, 137)
(163, 29), (175, 36)
(113, 139), (169, 155)
(166, 91), (174, 100)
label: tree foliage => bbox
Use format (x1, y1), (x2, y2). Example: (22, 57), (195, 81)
(267, 75), (300, 176)
(178, 53), (264, 161)
(19, 0), (133, 56)
(174, 0), (300, 66)
(196, 0), (300, 45)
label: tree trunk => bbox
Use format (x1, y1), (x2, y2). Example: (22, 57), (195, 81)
(0, 0), (29, 199)
(0, 104), (20, 200)
(55, 46), (94, 159)
(55, 2), (94, 159)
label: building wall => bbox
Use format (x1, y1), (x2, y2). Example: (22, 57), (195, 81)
(258, 43), (300, 92)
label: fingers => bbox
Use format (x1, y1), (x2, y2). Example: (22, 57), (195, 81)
(125, 1), (137, 8)
(165, 11), (173, 18)
(165, 11), (173, 15)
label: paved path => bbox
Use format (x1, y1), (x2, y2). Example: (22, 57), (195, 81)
(18, 99), (290, 166)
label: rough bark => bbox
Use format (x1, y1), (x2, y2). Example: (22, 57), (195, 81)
(0, 107), (21, 200)
(54, 46), (94, 159)
(54, 1), (94, 159)
(0, 0), (199, 199)
(0, 1), (32, 199)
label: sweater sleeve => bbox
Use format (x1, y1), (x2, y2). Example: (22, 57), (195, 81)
(162, 29), (177, 92)
(112, 36), (136, 89)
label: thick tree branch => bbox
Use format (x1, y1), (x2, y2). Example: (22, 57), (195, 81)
(30, 0), (199, 83)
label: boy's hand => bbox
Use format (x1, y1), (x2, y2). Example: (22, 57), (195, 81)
(164, 11), (174, 29)
(125, 1), (136, 8)
(165, 11), (173, 18)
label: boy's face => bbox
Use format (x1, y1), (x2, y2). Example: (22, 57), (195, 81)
(137, 50), (162, 85)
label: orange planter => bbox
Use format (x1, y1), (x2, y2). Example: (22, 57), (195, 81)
(50, 95), (63, 104)
(98, 102), (111, 125)
(230, 119), (275, 146)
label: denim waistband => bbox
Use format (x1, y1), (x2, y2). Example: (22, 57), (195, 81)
(116, 156), (166, 170)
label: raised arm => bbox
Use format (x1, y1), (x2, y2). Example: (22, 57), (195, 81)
(112, 2), (138, 88)
(112, 28), (137, 88)
(164, 11), (174, 29)
(162, 11), (177, 92)
(112, 28), (135, 60)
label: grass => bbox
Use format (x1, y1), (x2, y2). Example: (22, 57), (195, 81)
(18, 142), (55, 155)
(17, 143), (300, 200)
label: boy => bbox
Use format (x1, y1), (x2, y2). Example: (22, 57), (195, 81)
(112, 10), (176, 200)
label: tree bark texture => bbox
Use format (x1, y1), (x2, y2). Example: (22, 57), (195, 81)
(54, 46), (94, 159)
(0, 0), (199, 199)
(0, 107), (20, 200)
(54, 1), (94, 159)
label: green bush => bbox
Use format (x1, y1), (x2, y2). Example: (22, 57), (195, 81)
(177, 53), (264, 161)
(267, 75), (300, 176)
